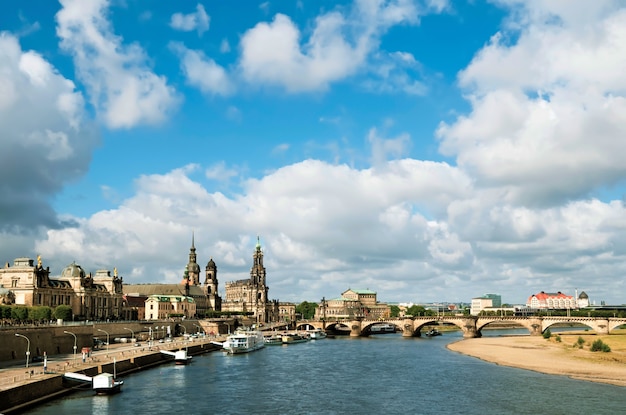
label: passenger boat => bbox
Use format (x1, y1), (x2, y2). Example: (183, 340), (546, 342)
(281, 333), (309, 344)
(220, 328), (266, 354)
(264, 334), (283, 345)
(370, 323), (396, 334)
(307, 328), (327, 340)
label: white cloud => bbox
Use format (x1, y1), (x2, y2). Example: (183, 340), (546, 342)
(55, 0), (180, 129)
(0, 32), (97, 232)
(169, 42), (233, 96)
(169, 3), (210, 36)
(239, 1), (441, 93)
(437, 2), (626, 207)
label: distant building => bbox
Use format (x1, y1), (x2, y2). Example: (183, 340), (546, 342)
(221, 236), (280, 324)
(577, 291), (590, 308)
(526, 291), (577, 310)
(0, 256), (123, 320)
(315, 289), (391, 320)
(123, 234), (221, 318)
(144, 294), (196, 320)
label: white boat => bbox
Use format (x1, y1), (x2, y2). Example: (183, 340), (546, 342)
(307, 329), (327, 340)
(370, 323), (396, 334)
(64, 372), (123, 395)
(221, 329), (266, 354)
(93, 373), (124, 395)
(161, 349), (193, 365)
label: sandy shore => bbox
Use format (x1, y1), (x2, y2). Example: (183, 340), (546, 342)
(447, 333), (626, 387)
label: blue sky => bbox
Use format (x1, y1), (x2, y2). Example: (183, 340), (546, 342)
(1, 0), (626, 306)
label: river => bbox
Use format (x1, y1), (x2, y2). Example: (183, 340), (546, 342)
(20, 330), (626, 414)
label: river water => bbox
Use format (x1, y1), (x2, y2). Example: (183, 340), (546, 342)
(20, 330), (626, 415)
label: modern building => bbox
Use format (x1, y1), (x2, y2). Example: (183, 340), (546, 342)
(470, 294), (502, 315)
(315, 288), (391, 320)
(221, 237), (279, 323)
(0, 256), (124, 320)
(526, 291), (577, 310)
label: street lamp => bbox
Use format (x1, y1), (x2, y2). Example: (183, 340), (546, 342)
(15, 333), (30, 368)
(63, 331), (77, 363)
(97, 329), (109, 351)
(124, 327), (135, 343)
(193, 323), (203, 335)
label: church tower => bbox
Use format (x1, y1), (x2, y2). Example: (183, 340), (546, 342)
(250, 236), (269, 321)
(205, 258), (221, 310)
(186, 233), (201, 286)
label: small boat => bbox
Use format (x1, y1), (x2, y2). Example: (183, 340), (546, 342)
(161, 349), (193, 365)
(370, 323), (396, 334)
(264, 334), (283, 345)
(281, 333), (309, 344)
(425, 328), (442, 337)
(221, 328), (266, 354)
(92, 373), (124, 395)
(307, 329), (327, 340)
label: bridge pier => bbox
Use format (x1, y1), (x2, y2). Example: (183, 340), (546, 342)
(349, 320), (362, 337)
(461, 317), (480, 338)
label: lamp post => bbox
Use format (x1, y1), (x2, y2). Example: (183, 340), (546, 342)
(97, 329), (109, 351)
(15, 333), (30, 368)
(193, 323), (203, 335)
(124, 327), (135, 344)
(63, 331), (77, 363)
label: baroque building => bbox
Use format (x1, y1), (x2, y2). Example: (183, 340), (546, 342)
(123, 234), (221, 318)
(221, 237), (279, 324)
(314, 289), (391, 320)
(0, 256), (124, 320)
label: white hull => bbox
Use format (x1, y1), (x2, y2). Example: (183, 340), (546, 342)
(223, 330), (266, 354)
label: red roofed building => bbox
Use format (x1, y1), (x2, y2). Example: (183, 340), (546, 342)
(526, 291), (577, 310)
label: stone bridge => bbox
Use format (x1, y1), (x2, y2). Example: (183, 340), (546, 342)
(296, 316), (626, 338)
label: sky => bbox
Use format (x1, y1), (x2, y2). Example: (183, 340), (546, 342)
(1, 0), (626, 307)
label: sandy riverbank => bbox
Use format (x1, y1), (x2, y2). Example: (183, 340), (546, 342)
(447, 332), (626, 387)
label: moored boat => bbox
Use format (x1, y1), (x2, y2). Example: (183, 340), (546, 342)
(161, 349), (193, 364)
(264, 334), (283, 345)
(221, 328), (266, 354)
(307, 328), (327, 340)
(370, 323), (396, 334)
(282, 333), (309, 344)
(92, 373), (124, 395)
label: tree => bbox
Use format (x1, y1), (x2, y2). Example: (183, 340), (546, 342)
(389, 305), (400, 318)
(11, 306), (28, 322)
(29, 306), (52, 322)
(296, 301), (318, 320)
(406, 305), (435, 317)
(53, 305), (73, 321)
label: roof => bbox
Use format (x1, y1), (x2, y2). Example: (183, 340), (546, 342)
(528, 291), (573, 301)
(123, 284), (204, 297)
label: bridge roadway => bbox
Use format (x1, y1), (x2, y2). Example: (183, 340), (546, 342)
(296, 316), (626, 338)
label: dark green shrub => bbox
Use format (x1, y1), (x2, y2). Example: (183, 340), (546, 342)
(590, 339), (611, 352)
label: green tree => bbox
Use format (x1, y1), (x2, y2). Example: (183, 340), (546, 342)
(389, 305), (400, 318)
(296, 301), (318, 320)
(53, 305), (73, 321)
(406, 305), (433, 317)
(11, 306), (28, 322)
(29, 306), (52, 322)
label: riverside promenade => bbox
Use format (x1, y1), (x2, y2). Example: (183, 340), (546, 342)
(0, 335), (224, 414)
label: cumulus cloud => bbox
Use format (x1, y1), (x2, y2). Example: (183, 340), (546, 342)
(238, 0), (443, 92)
(169, 3), (210, 36)
(437, 1), (626, 207)
(0, 32), (98, 234)
(169, 42), (233, 96)
(55, 0), (180, 129)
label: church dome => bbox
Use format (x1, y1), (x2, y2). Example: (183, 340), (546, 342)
(61, 262), (86, 279)
(187, 262), (201, 274)
(579, 291), (589, 299)
(206, 258), (216, 269)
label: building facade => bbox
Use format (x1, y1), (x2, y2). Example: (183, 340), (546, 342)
(221, 237), (279, 323)
(123, 235), (222, 318)
(315, 289), (390, 320)
(0, 256), (124, 320)
(144, 294), (196, 320)
(526, 291), (578, 310)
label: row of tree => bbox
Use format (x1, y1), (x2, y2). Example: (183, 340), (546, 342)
(0, 305), (72, 324)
